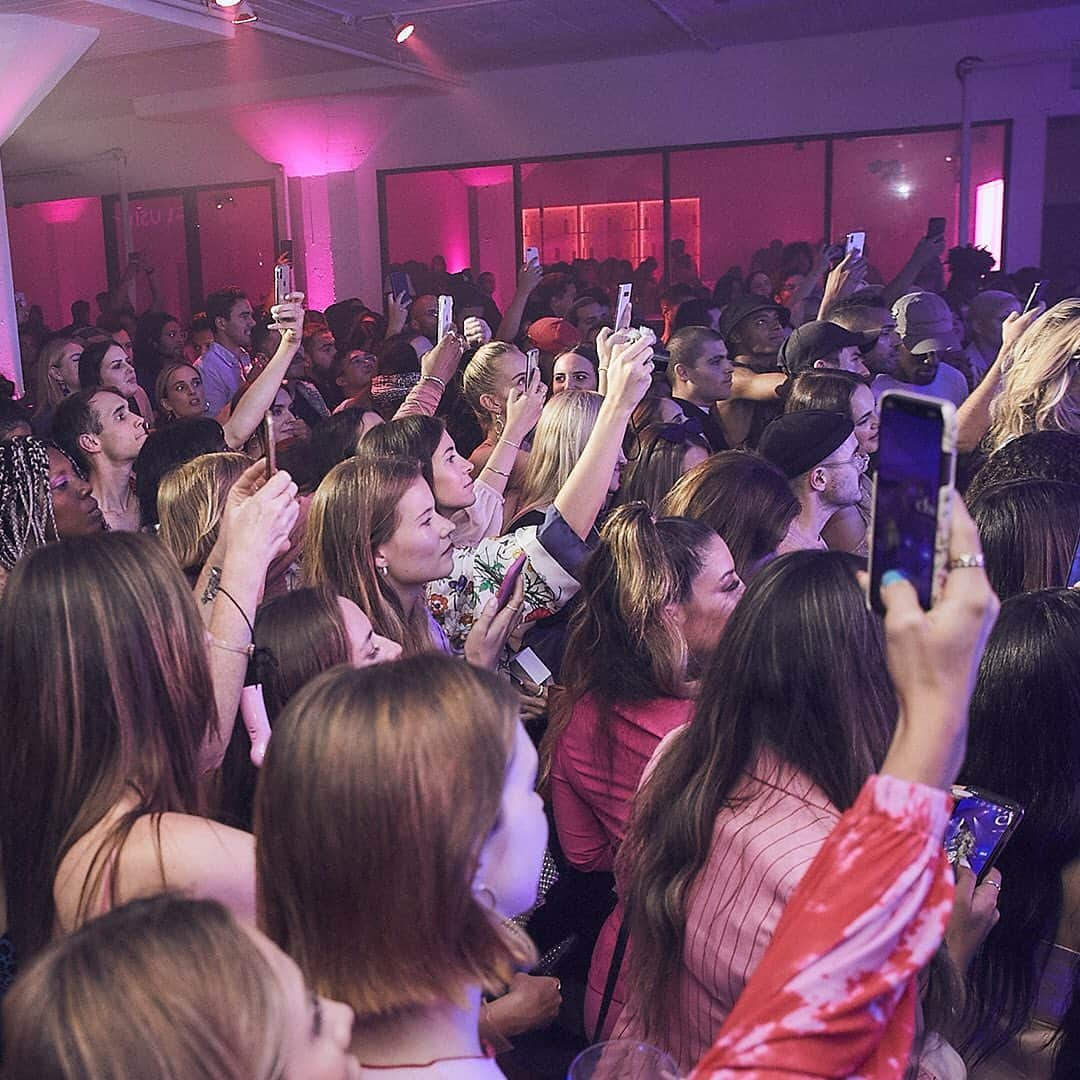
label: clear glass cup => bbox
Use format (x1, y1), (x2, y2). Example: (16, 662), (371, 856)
(567, 1039), (682, 1080)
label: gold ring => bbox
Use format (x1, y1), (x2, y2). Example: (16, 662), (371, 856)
(948, 553), (985, 570)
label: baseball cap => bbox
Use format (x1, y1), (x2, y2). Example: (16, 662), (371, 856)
(892, 292), (960, 355)
(527, 317), (581, 354)
(778, 320), (865, 375)
(759, 410), (856, 479)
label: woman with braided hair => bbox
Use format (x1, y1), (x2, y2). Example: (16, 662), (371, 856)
(0, 436), (104, 595)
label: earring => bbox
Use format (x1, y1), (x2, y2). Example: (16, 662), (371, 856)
(474, 883), (498, 909)
(378, 564), (388, 577)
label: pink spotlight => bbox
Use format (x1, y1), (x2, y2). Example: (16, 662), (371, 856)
(394, 21), (416, 43)
(974, 179), (1004, 269)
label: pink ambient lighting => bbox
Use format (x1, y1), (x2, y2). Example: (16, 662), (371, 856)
(36, 197), (97, 225)
(974, 178), (1004, 269)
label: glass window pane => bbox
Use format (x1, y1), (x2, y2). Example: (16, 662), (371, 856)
(830, 124), (1007, 282)
(7, 198), (105, 330)
(669, 141), (827, 291)
(113, 194), (190, 318)
(197, 185), (276, 309)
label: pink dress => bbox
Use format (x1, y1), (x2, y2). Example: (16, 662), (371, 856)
(691, 773), (954, 1078)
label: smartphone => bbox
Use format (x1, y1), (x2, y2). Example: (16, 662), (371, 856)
(845, 231), (866, 258)
(274, 240), (294, 305)
(261, 411), (276, 479)
(615, 283), (633, 331)
(525, 348), (539, 390)
(495, 551), (528, 610)
(524, 245), (540, 268)
(927, 217), (947, 242)
(240, 685), (272, 768)
(389, 269), (412, 303)
(1023, 280), (1045, 315)
(437, 294), (454, 341)
(945, 785), (1024, 884)
(867, 391), (958, 614)
(508, 645), (553, 688)
(1067, 531), (1080, 588)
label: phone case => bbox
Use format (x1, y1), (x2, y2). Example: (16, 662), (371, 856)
(615, 283), (633, 331)
(437, 295), (453, 341)
(273, 262), (293, 306)
(866, 391), (957, 612)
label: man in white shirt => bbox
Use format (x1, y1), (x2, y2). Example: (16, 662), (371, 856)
(199, 287), (255, 417)
(759, 410), (867, 554)
(871, 292), (968, 407)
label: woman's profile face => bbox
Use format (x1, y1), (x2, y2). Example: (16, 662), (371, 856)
(50, 342), (84, 393)
(162, 365), (206, 420)
(336, 596), (401, 667)
(376, 477), (456, 587)
(491, 349), (528, 410)
(475, 722), (548, 919)
(246, 926), (360, 1079)
(849, 383), (880, 456)
(676, 533), (744, 662)
(430, 430), (475, 513)
(47, 447), (106, 537)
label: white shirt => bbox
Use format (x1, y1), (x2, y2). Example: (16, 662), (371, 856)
(871, 365), (968, 408)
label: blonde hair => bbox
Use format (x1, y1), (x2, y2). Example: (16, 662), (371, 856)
(988, 299), (1080, 451)
(462, 341), (519, 432)
(517, 390), (603, 514)
(2, 895), (285, 1079)
(255, 657), (534, 1018)
(304, 454), (432, 655)
(158, 452), (250, 573)
(36, 337), (80, 409)
(154, 361), (200, 421)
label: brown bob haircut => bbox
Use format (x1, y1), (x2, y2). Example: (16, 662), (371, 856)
(254, 655), (534, 1017)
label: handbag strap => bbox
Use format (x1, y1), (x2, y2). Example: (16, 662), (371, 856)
(592, 907), (631, 1043)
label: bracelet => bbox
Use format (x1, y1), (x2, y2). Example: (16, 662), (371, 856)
(501, 438), (521, 450)
(208, 635), (255, 658)
(201, 566), (256, 639)
(485, 466), (511, 478)
(598, 366), (609, 373)
(420, 374), (447, 390)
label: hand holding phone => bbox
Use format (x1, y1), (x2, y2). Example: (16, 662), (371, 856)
(495, 551), (528, 611)
(437, 294), (454, 342)
(524, 348), (539, 390)
(261, 411), (277, 479)
(1023, 281), (1045, 315)
(844, 231), (866, 259)
(524, 245), (540, 268)
(389, 269), (413, 304)
(868, 391), (958, 613)
(946, 785), (1023, 884)
(614, 283), (633, 332)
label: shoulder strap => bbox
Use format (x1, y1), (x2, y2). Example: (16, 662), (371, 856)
(592, 908), (631, 1043)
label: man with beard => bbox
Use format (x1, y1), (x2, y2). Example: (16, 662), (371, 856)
(200, 287), (255, 417)
(870, 292), (968, 407)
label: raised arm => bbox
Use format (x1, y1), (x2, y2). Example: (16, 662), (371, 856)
(476, 367), (546, 497)
(553, 328), (653, 540)
(495, 259), (543, 343)
(882, 236), (945, 309)
(956, 304), (1044, 453)
(817, 251), (868, 319)
(221, 296), (305, 450)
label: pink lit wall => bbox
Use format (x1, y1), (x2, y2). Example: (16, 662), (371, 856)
(384, 170), (471, 272)
(197, 185), (276, 307)
(474, 178), (516, 309)
(7, 198), (105, 328)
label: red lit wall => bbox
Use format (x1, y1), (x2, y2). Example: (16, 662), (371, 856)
(7, 198), (105, 328)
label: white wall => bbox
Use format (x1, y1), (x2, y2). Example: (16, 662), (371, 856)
(4, 5), (1078, 311)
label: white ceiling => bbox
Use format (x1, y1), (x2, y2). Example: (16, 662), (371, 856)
(1, 0), (1078, 183)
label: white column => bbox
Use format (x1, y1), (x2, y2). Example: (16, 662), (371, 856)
(0, 156), (20, 392)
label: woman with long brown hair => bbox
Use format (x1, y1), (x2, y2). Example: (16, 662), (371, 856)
(604, 550), (898, 1066)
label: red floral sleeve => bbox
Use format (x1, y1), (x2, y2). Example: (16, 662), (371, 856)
(691, 774), (954, 1080)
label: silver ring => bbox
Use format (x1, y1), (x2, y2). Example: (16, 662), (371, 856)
(948, 553), (985, 570)
(984, 878), (1001, 891)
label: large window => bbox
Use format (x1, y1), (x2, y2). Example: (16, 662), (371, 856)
(380, 122), (1009, 298)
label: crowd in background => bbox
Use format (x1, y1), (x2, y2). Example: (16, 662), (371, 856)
(0, 219), (1079, 1079)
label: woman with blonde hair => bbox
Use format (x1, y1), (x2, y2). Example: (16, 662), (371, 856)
(987, 298), (1080, 451)
(462, 341), (534, 480)
(158, 451), (250, 580)
(1, 895), (358, 1079)
(255, 655), (549, 1072)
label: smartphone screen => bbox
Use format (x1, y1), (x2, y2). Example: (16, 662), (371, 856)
(1067, 531), (1080, 588)
(945, 785), (1024, 883)
(261, 411), (276, 479)
(524, 246), (540, 267)
(389, 269), (412, 303)
(927, 217), (946, 242)
(437, 295), (453, 341)
(615, 283), (633, 331)
(1023, 281), (1045, 315)
(868, 393), (956, 613)
(845, 231), (866, 258)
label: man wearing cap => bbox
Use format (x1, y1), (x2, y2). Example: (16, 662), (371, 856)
(666, 326), (734, 452)
(527, 317), (582, 386)
(759, 410), (868, 554)
(825, 295), (901, 377)
(778, 320), (869, 378)
(716, 295), (790, 448)
(871, 292), (968, 407)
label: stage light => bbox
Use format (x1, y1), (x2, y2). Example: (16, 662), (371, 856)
(232, 1), (258, 23)
(213, 0), (242, 7)
(393, 19), (416, 43)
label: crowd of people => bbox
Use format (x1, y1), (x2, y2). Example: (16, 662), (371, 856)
(1, 225), (1079, 1079)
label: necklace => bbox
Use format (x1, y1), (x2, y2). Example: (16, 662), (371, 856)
(357, 1047), (494, 1070)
